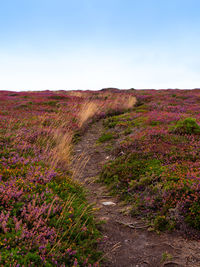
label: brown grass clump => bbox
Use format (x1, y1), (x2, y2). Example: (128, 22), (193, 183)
(67, 91), (85, 98)
(124, 95), (137, 109)
(78, 101), (99, 127)
(46, 129), (73, 169)
(106, 95), (136, 111)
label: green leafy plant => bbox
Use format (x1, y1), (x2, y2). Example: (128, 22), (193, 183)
(98, 132), (114, 143)
(161, 252), (173, 262)
(154, 215), (169, 231)
(170, 117), (200, 135)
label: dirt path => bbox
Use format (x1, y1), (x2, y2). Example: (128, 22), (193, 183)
(72, 120), (200, 267)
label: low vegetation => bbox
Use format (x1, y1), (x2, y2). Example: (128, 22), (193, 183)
(170, 117), (200, 135)
(0, 90), (136, 266)
(98, 132), (114, 143)
(100, 89), (200, 237)
(3, 87), (200, 264)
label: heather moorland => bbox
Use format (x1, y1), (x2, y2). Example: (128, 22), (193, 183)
(0, 90), (135, 266)
(100, 89), (200, 237)
(1, 89), (200, 266)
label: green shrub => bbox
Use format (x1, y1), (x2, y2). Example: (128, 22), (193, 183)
(103, 116), (119, 128)
(98, 132), (114, 142)
(100, 153), (162, 190)
(123, 127), (132, 135)
(150, 120), (161, 126)
(170, 117), (200, 135)
(72, 131), (82, 144)
(48, 95), (68, 100)
(154, 215), (168, 231)
(45, 101), (59, 107)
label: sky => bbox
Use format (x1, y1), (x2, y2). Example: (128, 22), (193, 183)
(1, 0), (200, 91)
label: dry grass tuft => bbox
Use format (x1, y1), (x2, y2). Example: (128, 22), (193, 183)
(47, 129), (73, 169)
(78, 101), (99, 127)
(67, 91), (85, 98)
(124, 96), (137, 109)
(106, 95), (136, 111)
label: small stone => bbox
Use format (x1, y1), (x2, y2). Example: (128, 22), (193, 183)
(102, 201), (116, 206)
(100, 216), (110, 221)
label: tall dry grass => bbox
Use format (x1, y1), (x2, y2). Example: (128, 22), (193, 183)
(45, 129), (73, 169)
(78, 101), (99, 127)
(67, 91), (85, 98)
(8, 111), (74, 170)
(9, 93), (136, 172)
(107, 95), (136, 110)
(36, 112), (74, 169)
(38, 95), (136, 170)
(124, 95), (137, 109)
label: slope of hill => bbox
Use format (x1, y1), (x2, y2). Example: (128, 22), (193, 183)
(0, 90), (135, 266)
(2, 89), (200, 266)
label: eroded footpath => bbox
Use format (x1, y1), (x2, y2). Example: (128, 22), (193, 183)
(72, 120), (200, 267)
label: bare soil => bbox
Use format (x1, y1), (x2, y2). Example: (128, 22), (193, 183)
(72, 120), (200, 267)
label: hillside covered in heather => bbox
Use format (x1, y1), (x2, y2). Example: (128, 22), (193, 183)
(100, 89), (200, 236)
(1, 89), (200, 266)
(0, 90), (135, 266)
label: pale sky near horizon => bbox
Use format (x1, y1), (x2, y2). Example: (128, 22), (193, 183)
(1, 0), (200, 91)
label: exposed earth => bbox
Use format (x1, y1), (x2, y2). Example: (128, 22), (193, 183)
(72, 120), (200, 267)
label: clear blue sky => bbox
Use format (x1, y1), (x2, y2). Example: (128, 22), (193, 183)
(1, 0), (200, 90)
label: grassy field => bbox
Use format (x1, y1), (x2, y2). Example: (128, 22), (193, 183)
(0, 90), (135, 266)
